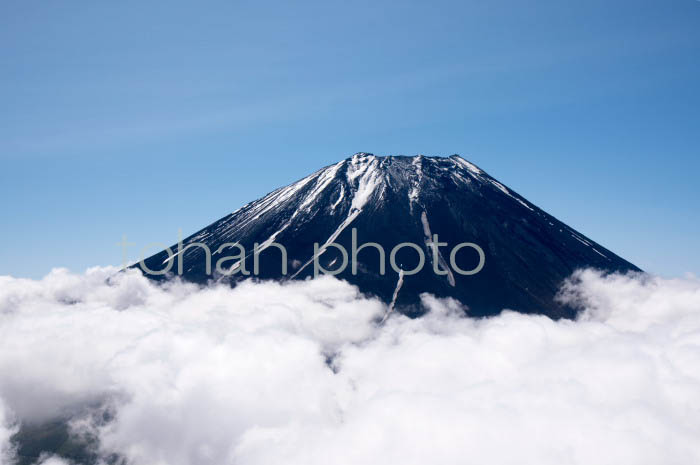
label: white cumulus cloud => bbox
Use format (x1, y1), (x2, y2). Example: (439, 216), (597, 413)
(0, 398), (18, 465)
(0, 267), (699, 465)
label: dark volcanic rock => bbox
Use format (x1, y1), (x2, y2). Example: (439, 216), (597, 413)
(136, 153), (639, 318)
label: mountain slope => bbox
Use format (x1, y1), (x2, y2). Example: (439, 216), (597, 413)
(137, 153), (639, 318)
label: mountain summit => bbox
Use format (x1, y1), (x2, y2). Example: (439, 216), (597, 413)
(137, 153), (639, 318)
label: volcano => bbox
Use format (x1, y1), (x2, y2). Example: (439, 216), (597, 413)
(136, 153), (639, 318)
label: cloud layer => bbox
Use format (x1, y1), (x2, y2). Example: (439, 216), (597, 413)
(0, 268), (699, 465)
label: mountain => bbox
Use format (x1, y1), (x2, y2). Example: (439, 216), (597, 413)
(136, 153), (639, 318)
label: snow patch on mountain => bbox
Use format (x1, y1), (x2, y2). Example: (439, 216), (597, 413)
(420, 211), (456, 287)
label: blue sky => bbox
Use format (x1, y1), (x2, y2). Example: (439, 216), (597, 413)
(1, 0), (698, 278)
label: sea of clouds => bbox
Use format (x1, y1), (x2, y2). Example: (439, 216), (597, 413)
(0, 267), (699, 465)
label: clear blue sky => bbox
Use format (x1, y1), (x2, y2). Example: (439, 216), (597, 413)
(1, 0), (698, 279)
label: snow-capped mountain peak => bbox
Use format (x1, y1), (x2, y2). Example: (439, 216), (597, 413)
(137, 153), (639, 318)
